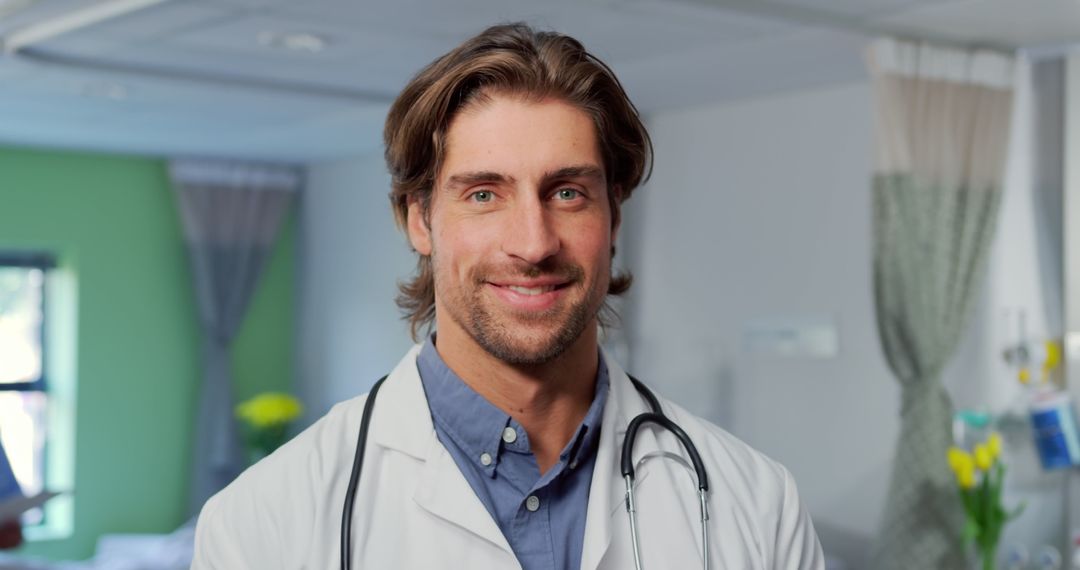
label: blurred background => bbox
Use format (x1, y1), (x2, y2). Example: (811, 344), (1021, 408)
(0, 0), (1079, 568)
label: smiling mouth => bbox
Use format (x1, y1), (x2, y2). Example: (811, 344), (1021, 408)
(487, 281), (573, 297)
(505, 284), (561, 295)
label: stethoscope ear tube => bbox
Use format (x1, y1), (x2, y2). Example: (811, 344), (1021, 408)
(620, 412), (710, 493)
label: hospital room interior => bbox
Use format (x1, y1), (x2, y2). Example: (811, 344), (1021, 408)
(0, 0), (1078, 568)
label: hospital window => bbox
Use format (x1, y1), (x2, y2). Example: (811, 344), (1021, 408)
(0, 252), (54, 525)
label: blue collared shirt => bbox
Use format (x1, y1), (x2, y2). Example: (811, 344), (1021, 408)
(417, 337), (609, 570)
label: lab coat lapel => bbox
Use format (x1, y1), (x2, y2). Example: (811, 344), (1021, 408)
(413, 431), (516, 556)
(371, 345), (515, 558)
(371, 345), (433, 461)
(581, 351), (657, 570)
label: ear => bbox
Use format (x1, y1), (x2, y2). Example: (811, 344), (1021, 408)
(406, 198), (433, 256)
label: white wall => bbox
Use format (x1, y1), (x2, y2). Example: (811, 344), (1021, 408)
(297, 152), (416, 421)
(625, 82), (898, 568)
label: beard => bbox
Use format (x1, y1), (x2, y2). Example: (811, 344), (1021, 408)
(436, 255), (606, 365)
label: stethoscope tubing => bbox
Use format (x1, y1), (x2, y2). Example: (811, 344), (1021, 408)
(340, 374), (711, 570)
(620, 411), (711, 570)
(340, 375), (386, 570)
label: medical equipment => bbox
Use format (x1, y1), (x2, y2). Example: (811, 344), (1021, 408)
(340, 374), (712, 570)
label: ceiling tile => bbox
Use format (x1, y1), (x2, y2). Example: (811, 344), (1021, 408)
(874, 0), (1080, 47)
(760, 0), (957, 18)
(75, 1), (243, 41)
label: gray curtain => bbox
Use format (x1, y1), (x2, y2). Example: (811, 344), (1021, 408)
(170, 159), (301, 515)
(867, 39), (1015, 568)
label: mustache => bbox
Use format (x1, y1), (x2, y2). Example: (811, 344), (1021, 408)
(472, 259), (585, 285)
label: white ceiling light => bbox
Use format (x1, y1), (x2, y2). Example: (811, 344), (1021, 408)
(1, 0), (167, 54)
(256, 31), (329, 53)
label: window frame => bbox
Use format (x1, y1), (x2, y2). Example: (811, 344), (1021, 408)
(0, 252), (53, 391)
(0, 251), (56, 527)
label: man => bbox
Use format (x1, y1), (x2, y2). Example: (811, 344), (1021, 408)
(193, 23), (823, 569)
(0, 437), (23, 550)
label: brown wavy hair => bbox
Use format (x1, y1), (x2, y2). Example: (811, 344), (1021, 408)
(384, 22), (653, 340)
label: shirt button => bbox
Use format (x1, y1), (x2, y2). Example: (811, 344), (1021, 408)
(502, 427), (517, 444)
(525, 495), (540, 512)
(480, 452), (493, 466)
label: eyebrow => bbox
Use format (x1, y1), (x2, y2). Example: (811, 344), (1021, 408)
(444, 171), (514, 190)
(545, 165), (605, 184)
(443, 165), (605, 191)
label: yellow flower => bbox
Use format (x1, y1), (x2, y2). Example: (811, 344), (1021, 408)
(956, 464), (976, 490)
(948, 447), (980, 489)
(948, 447), (974, 473)
(987, 432), (1002, 461)
(974, 444), (992, 471)
(236, 392), (304, 429)
(1045, 340), (1062, 371)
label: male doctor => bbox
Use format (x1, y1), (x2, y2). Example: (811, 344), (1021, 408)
(193, 23), (824, 569)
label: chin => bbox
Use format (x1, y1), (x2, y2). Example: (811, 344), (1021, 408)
(478, 340), (571, 365)
(468, 307), (595, 366)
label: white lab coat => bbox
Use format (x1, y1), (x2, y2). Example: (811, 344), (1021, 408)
(192, 345), (824, 569)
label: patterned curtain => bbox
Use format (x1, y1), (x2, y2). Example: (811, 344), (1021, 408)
(867, 38), (1015, 568)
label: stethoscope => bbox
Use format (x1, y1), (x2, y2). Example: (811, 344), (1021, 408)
(341, 374), (711, 570)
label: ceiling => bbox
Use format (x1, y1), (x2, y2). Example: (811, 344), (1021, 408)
(0, 0), (1077, 162)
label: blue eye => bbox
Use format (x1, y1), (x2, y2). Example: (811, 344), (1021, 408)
(471, 190), (493, 203)
(556, 188), (580, 200)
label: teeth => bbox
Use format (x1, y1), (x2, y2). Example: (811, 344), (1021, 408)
(508, 285), (553, 295)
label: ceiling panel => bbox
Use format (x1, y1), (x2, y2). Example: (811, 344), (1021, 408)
(0, 54), (39, 82)
(0, 0), (86, 36)
(617, 27), (868, 110)
(1, 0), (1075, 161)
(263, 0), (802, 60)
(875, 0), (1080, 47)
(69, 0), (242, 41)
(0, 65), (389, 160)
(758, 0), (958, 18)
(27, 16), (426, 97)
(517, 1), (802, 64)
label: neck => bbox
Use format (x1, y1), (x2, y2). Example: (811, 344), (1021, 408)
(433, 319), (600, 474)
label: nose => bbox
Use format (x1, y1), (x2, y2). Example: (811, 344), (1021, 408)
(501, 195), (560, 265)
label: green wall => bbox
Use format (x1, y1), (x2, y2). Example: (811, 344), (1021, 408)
(0, 146), (295, 561)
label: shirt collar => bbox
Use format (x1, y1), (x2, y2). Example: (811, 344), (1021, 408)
(416, 335), (609, 477)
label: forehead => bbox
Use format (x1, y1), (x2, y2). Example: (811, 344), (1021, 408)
(439, 95), (604, 184)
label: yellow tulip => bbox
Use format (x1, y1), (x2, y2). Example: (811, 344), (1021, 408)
(236, 392), (304, 429)
(1045, 341), (1062, 371)
(987, 432), (1002, 460)
(974, 444), (992, 471)
(948, 447), (974, 474)
(957, 465), (976, 490)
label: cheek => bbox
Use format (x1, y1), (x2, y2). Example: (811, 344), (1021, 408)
(432, 220), (495, 275)
(568, 219), (614, 270)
